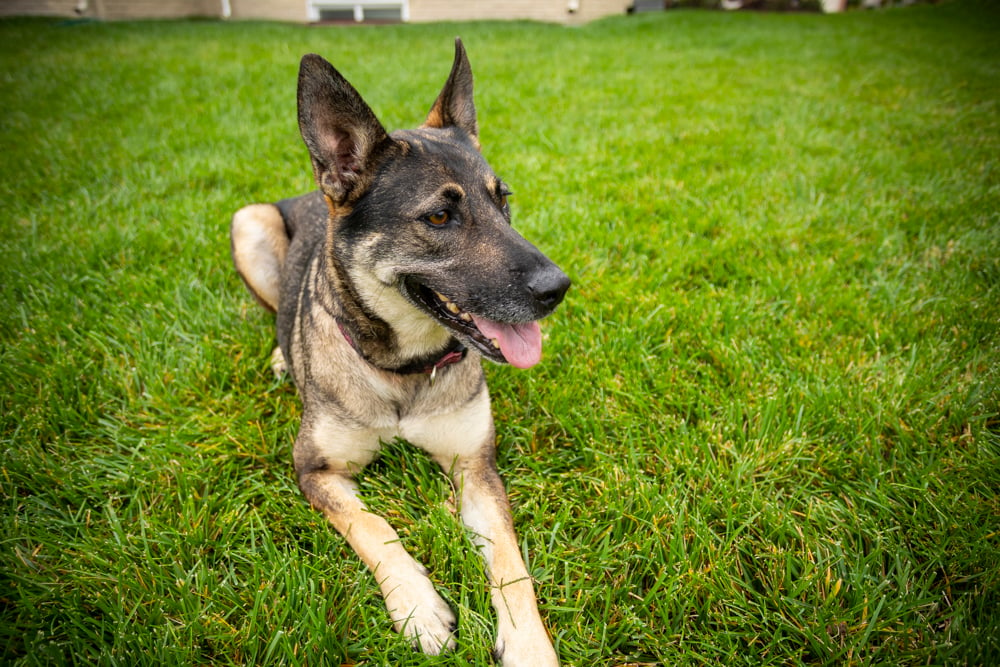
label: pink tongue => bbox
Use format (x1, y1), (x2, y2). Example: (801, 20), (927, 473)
(471, 316), (543, 369)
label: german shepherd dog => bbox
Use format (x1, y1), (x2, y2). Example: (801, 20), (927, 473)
(230, 40), (569, 665)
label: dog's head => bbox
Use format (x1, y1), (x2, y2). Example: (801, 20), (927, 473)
(296, 40), (570, 369)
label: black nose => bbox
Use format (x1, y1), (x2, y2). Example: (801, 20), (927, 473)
(528, 265), (571, 312)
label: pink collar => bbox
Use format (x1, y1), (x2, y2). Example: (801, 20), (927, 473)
(337, 320), (467, 376)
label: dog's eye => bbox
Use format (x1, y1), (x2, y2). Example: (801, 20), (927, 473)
(425, 210), (451, 226)
(499, 190), (512, 212)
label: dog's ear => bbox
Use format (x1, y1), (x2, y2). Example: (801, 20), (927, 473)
(423, 38), (479, 148)
(297, 54), (392, 206)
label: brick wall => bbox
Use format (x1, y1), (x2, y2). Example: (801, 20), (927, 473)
(0, 0), (632, 23)
(409, 0), (632, 24)
(0, 0), (222, 19)
(0, 0), (79, 17)
(95, 0), (220, 19)
(229, 0), (306, 21)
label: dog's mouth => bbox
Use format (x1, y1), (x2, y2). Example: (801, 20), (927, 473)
(403, 280), (543, 369)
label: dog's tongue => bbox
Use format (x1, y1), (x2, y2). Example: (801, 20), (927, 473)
(471, 316), (543, 369)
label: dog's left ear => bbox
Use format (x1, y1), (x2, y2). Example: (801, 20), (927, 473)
(423, 38), (479, 149)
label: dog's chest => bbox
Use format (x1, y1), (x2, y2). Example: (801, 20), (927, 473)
(296, 326), (485, 428)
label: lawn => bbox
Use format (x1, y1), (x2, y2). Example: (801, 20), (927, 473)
(1, 1), (998, 665)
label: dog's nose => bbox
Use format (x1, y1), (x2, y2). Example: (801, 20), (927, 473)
(528, 266), (571, 312)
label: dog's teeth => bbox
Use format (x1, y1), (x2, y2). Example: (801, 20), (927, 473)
(490, 338), (501, 349)
(460, 312), (472, 322)
(446, 302), (461, 315)
(435, 291), (449, 302)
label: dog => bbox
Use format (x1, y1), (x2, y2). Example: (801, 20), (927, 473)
(230, 40), (569, 665)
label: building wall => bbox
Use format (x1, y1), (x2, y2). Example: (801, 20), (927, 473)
(572, 0), (633, 22)
(411, 0), (562, 23)
(0, 0), (222, 19)
(228, 0), (306, 21)
(0, 0), (79, 17)
(94, 0), (220, 19)
(0, 0), (632, 23)
(0, 0), (223, 19)
(409, 0), (632, 23)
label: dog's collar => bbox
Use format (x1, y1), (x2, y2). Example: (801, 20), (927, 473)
(337, 320), (467, 376)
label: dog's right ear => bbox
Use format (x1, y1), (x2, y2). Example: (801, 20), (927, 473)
(297, 54), (392, 207)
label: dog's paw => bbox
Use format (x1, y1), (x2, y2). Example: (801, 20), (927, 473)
(494, 628), (558, 667)
(399, 600), (457, 655)
(385, 574), (457, 654)
(270, 346), (287, 378)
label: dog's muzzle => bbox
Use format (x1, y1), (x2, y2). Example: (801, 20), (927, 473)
(403, 267), (569, 369)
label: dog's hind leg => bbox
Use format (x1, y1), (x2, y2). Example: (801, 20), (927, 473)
(231, 203), (288, 313)
(269, 346), (288, 377)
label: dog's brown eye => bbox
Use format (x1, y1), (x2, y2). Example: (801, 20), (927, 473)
(426, 210), (450, 226)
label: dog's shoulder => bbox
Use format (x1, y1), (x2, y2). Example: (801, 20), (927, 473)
(276, 191), (328, 242)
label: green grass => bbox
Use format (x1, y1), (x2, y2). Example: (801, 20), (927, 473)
(2, 1), (998, 664)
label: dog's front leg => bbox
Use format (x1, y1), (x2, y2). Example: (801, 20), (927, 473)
(413, 398), (558, 667)
(295, 428), (457, 654)
(452, 452), (559, 666)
